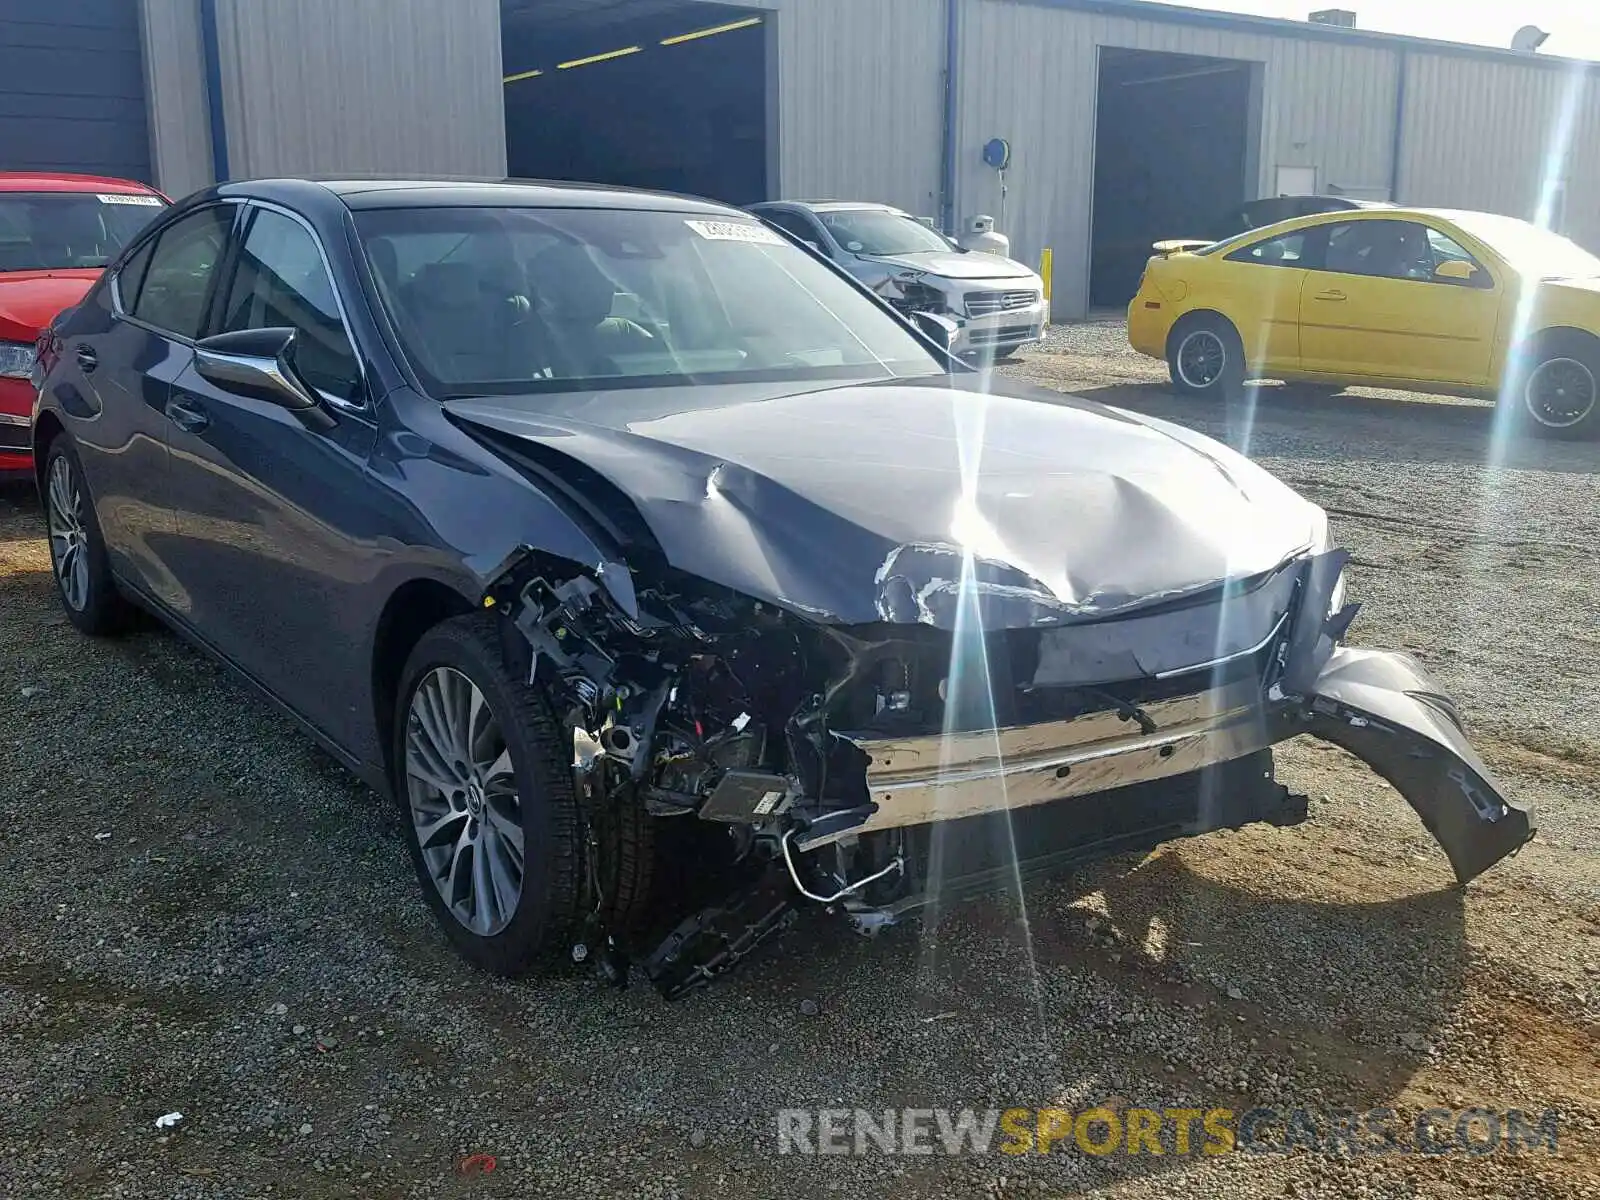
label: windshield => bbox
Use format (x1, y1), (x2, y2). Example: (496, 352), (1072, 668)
(1447, 211), (1600, 279)
(815, 208), (954, 257)
(354, 206), (944, 396)
(0, 191), (167, 271)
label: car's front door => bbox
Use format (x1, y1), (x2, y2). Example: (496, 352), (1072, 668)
(1297, 218), (1500, 384)
(66, 203), (237, 611)
(160, 201), (381, 743)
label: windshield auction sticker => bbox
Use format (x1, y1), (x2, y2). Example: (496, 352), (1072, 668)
(97, 194), (164, 206)
(685, 219), (784, 245)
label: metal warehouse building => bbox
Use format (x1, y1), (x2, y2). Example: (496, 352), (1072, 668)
(4, 0), (1599, 319)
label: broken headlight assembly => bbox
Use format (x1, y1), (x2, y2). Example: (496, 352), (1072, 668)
(878, 274), (950, 316)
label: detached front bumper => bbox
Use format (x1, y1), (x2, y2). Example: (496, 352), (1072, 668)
(804, 647), (1531, 885)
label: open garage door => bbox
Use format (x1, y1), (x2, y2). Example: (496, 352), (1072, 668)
(1089, 47), (1256, 310)
(502, 0), (768, 206)
(0, 0), (151, 182)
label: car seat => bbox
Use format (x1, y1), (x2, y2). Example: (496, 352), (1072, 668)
(528, 240), (654, 376)
(398, 260), (546, 385)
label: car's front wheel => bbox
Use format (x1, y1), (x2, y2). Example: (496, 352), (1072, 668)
(394, 614), (584, 975)
(1511, 335), (1600, 440)
(1167, 313), (1245, 398)
(43, 438), (130, 636)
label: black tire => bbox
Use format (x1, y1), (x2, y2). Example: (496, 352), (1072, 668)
(1507, 332), (1600, 440)
(584, 756), (660, 940)
(1166, 313), (1245, 398)
(42, 437), (131, 636)
(393, 613), (584, 975)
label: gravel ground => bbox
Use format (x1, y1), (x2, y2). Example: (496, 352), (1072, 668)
(2, 323), (1597, 1198)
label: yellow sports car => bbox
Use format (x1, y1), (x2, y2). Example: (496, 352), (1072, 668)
(1127, 206), (1600, 439)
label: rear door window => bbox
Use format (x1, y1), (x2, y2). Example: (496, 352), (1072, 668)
(129, 205), (234, 339)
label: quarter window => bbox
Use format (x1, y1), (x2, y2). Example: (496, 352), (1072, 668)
(129, 205), (233, 338)
(1226, 231), (1308, 267)
(220, 208), (361, 401)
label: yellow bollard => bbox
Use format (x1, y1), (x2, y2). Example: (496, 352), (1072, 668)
(1039, 247), (1053, 304)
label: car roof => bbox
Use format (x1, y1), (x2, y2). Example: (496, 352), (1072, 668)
(230, 177), (742, 215)
(0, 171), (161, 195)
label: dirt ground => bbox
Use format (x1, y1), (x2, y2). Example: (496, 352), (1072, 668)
(1, 323), (1596, 1199)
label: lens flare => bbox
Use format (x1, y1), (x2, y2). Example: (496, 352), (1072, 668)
(921, 369), (1055, 1053)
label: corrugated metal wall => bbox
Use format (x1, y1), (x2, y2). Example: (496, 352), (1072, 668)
(213, 0), (507, 179)
(765, 0), (946, 217)
(955, 0), (1400, 318)
(0, 0), (152, 182)
(139, 0), (213, 199)
(1399, 54), (1600, 250)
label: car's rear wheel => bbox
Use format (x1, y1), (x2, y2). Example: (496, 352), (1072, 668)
(394, 614), (584, 975)
(1167, 314), (1245, 398)
(1512, 335), (1600, 439)
(43, 439), (130, 636)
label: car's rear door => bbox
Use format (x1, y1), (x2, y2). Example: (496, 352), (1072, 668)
(160, 200), (380, 742)
(59, 202), (236, 611)
(1297, 218), (1499, 384)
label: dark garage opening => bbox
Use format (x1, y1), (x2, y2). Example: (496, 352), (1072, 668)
(1089, 47), (1255, 309)
(502, 0), (767, 205)
(0, 0), (151, 182)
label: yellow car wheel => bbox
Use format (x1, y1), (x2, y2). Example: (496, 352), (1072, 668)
(1511, 333), (1600, 441)
(1166, 313), (1244, 399)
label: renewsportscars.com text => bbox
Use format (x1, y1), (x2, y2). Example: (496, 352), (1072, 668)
(776, 1106), (1560, 1157)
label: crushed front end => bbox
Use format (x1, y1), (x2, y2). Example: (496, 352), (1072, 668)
(486, 542), (1533, 999)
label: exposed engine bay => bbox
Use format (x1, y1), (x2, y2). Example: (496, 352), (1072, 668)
(482, 542), (1535, 999)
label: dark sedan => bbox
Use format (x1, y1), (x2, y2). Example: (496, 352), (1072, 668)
(32, 179), (1532, 997)
(1210, 194), (1390, 241)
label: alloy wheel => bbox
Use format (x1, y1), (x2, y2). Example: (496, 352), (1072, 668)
(1524, 357), (1596, 429)
(46, 453), (90, 613)
(1177, 329), (1226, 389)
(404, 666), (526, 936)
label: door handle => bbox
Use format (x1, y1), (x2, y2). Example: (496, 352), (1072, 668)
(1314, 290), (1347, 301)
(75, 345), (98, 373)
(165, 395), (211, 434)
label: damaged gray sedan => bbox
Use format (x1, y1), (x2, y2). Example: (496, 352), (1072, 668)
(33, 179), (1532, 998)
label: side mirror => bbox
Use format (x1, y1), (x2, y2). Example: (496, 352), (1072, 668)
(910, 310), (960, 352)
(1434, 259), (1480, 284)
(802, 239), (823, 254)
(194, 327), (335, 428)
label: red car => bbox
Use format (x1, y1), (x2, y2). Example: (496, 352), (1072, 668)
(0, 173), (168, 478)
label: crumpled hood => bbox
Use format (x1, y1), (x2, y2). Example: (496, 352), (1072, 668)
(860, 249), (1038, 283)
(445, 376), (1321, 628)
(0, 270), (98, 342)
